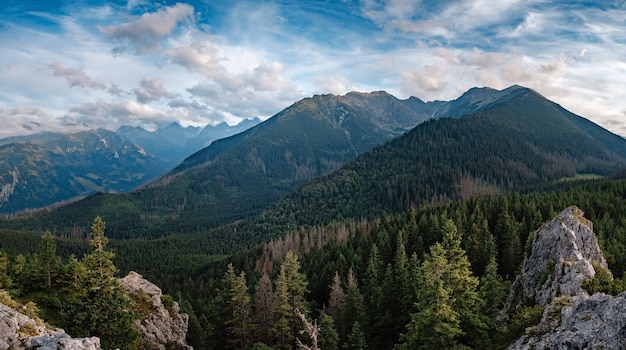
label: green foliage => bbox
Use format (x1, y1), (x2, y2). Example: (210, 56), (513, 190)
(508, 305), (545, 340)
(535, 260), (555, 290)
(582, 263), (614, 294)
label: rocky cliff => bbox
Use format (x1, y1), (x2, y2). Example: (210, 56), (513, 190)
(0, 300), (101, 350)
(120, 271), (193, 350)
(507, 206), (626, 349)
(0, 271), (192, 350)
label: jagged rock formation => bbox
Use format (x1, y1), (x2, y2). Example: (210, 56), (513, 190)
(506, 206), (609, 309)
(0, 301), (101, 350)
(507, 206), (626, 349)
(119, 271), (193, 350)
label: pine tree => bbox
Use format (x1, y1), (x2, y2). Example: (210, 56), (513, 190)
(343, 321), (368, 350)
(397, 243), (461, 350)
(254, 272), (275, 344)
(228, 271), (254, 349)
(440, 219), (488, 347)
(272, 251), (308, 350)
(318, 312), (339, 350)
(343, 268), (367, 342)
(273, 264), (293, 349)
(37, 231), (60, 290)
(0, 252), (12, 290)
(83, 216), (116, 289)
(61, 217), (138, 349)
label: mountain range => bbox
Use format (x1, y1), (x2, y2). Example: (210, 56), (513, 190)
(3, 85), (626, 349)
(3, 85), (625, 242)
(0, 118), (260, 214)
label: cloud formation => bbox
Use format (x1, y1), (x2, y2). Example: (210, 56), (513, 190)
(98, 3), (194, 54)
(0, 0), (625, 138)
(48, 63), (106, 90)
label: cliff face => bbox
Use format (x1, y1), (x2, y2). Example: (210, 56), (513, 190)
(119, 271), (193, 350)
(507, 206), (626, 349)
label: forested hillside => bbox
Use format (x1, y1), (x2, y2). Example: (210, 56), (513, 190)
(2, 86), (626, 348)
(0, 129), (167, 214)
(0, 90), (436, 238)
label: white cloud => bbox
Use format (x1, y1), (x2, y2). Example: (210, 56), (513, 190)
(133, 78), (175, 103)
(48, 62), (106, 90)
(98, 3), (194, 54)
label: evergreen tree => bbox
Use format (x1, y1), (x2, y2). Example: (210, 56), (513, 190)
(228, 271), (255, 349)
(254, 272), (275, 344)
(0, 252), (12, 290)
(397, 242), (461, 350)
(318, 312), (339, 350)
(343, 268), (367, 342)
(61, 217), (138, 349)
(272, 251), (309, 350)
(83, 216), (116, 289)
(440, 219), (488, 348)
(328, 271), (346, 317)
(36, 231), (60, 290)
(343, 321), (368, 350)
(273, 264), (293, 349)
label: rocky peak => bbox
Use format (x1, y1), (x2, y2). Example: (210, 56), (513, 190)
(506, 206), (609, 309)
(506, 206), (626, 349)
(119, 271), (193, 350)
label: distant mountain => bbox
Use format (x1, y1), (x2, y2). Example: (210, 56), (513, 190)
(117, 118), (262, 166)
(13, 91), (436, 237)
(0, 129), (166, 213)
(0, 132), (65, 147)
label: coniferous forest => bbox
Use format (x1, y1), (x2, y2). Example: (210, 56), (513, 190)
(3, 176), (626, 348)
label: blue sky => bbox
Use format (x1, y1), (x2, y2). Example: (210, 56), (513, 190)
(1, 0), (625, 137)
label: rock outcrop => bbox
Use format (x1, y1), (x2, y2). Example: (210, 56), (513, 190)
(507, 206), (626, 349)
(0, 300), (101, 350)
(119, 271), (193, 350)
(506, 206), (609, 310)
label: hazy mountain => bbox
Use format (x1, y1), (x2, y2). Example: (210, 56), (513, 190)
(117, 118), (262, 166)
(0, 129), (166, 213)
(0, 132), (65, 147)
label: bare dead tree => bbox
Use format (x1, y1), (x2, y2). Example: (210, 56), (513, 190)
(295, 308), (320, 350)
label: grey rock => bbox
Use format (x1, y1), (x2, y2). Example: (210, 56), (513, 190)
(30, 334), (100, 350)
(504, 206), (608, 311)
(0, 301), (101, 350)
(507, 206), (626, 349)
(510, 292), (626, 349)
(119, 271), (193, 350)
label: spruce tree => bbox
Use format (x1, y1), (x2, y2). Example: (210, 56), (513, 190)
(254, 272), (275, 344)
(37, 231), (60, 290)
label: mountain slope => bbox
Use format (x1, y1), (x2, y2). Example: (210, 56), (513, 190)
(0, 129), (165, 213)
(10, 91), (435, 238)
(225, 87), (626, 237)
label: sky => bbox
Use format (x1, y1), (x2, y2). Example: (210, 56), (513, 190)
(1, 0), (625, 138)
